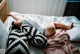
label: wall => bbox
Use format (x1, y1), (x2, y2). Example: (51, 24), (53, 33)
(7, 0), (67, 16)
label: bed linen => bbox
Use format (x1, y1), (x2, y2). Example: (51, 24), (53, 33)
(6, 23), (47, 54)
(43, 29), (80, 54)
(4, 18), (80, 54)
(2, 12), (80, 54)
(9, 12), (80, 41)
(4, 17), (45, 54)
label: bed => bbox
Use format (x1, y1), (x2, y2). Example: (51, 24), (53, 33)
(0, 0), (7, 22)
(0, 0), (80, 54)
(0, 12), (80, 54)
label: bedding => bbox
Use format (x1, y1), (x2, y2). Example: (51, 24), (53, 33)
(9, 12), (80, 41)
(4, 17), (45, 54)
(6, 22), (48, 54)
(43, 29), (80, 54)
(2, 12), (80, 54)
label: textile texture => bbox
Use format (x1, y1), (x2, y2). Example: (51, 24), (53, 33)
(5, 24), (48, 54)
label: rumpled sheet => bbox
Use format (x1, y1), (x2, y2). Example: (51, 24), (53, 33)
(43, 29), (80, 54)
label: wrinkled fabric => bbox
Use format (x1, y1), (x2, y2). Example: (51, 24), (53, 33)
(43, 29), (80, 54)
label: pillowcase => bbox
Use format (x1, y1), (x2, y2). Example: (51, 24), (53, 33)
(66, 16), (80, 41)
(67, 26), (80, 41)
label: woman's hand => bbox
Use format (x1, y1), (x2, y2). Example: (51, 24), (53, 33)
(54, 22), (73, 30)
(13, 20), (22, 26)
(8, 13), (20, 21)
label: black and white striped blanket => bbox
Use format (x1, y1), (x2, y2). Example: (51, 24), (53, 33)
(5, 24), (48, 54)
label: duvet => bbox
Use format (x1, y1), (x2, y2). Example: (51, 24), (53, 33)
(43, 29), (80, 54)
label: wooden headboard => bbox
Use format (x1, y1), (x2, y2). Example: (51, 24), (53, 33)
(0, 0), (7, 23)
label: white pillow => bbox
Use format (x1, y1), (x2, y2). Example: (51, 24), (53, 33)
(0, 20), (8, 49)
(66, 16), (80, 41)
(67, 26), (80, 41)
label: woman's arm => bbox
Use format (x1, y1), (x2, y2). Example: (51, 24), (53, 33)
(8, 14), (22, 26)
(54, 23), (73, 30)
(7, 14), (44, 34)
(8, 13), (20, 21)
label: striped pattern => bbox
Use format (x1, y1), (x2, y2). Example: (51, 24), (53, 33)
(6, 24), (48, 54)
(6, 29), (29, 54)
(22, 24), (48, 47)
